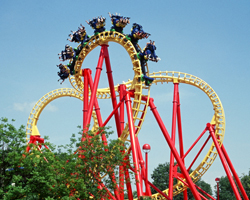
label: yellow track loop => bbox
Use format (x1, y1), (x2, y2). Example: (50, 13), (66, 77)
(25, 88), (98, 141)
(26, 29), (224, 198)
(26, 30), (150, 146)
(137, 71), (225, 199)
(68, 30), (150, 142)
(69, 31), (143, 95)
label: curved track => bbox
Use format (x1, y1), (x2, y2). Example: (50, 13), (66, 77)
(26, 31), (225, 199)
(26, 88), (83, 139)
(145, 71), (225, 198)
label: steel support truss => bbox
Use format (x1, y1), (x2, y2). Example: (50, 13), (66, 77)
(78, 44), (249, 200)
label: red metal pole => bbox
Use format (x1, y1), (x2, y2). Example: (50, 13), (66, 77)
(86, 69), (109, 144)
(187, 135), (211, 172)
(207, 123), (242, 200)
(84, 45), (105, 130)
(87, 70), (121, 200)
(130, 89), (150, 194)
(101, 100), (124, 128)
(177, 89), (185, 161)
(182, 127), (208, 159)
(148, 181), (172, 200)
(127, 89), (151, 195)
(129, 91), (152, 196)
(119, 85), (125, 200)
(135, 138), (144, 194)
(99, 182), (117, 200)
(124, 155), (133, 200)
(145, 152), (149, 195)
(82, 49), (122, 199)
(148, 97), (201, 200)
(196, 184), (216, 200)
(217, 181), (219, 200)
(176, 90), (188, 200)
(169, 83), (179, 199)
(135, 136), (152, 196)
(176, 177), (213, 200)
(83, 68), (89, 132)
(124, 91), (143, 198)
(119, 85), (125, 131)
(104, 44), (122, 137)
(86, 69), (102, 124)
(221, 144), (249, 200)
(129, 166), (171, 200)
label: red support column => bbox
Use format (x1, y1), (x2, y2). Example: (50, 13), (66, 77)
(129, 166), (171, 200)
(216, 180), (220, 200)
(176, 89), (188, 200)
(104, 44), (122, 137)
(135, 136), (152, 196)
(183, 127), (208, 159)
(195, 184), (216, 200)
(84, 45), (105, 131)
(81, 45), (124, 199)
(148, 97), (201, 200)
(119, 85), (125, 131)
(129, 90), (152, 195)
(124, 154), (133, 200)
(119, 84), (126, 200)
(147, 181), (172, 200)
(187, 135), (211, 172)
(86, 69), (108, 144)
(207, 123), (242, 200)
(145, 151), (149, 194)
(142, 143), (152, 197)
(124, 90), (143, 198)
(221, 144), (249, 200)
(83, 68), (89, 132)
(177, 89), (184, 161)
(135, 137), (144, 193)
(86, 69), (121, 200)
(128, 91), (151, 195)
(169, 83), (179, 198)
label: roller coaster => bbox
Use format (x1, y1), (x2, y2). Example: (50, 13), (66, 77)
(25, 14), (248, 200)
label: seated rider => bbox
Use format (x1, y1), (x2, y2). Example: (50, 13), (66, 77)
(67, 24), (91, 47)
(126, 23), (150, 52)
(86, 16), (106, 35)
(109, 12), (130, 34)
(57, 64), (70, 84)
(58, 45), (74, 61)
(58, 45), (78, 75)
(137, 41), (160, 86)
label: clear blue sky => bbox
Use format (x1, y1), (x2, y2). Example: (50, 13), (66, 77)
(1, 0), (250, 192)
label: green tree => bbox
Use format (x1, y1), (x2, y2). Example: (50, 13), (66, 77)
(151, 162), (212, 199)
(0, 117), (128, 199)
(0, 117), (27, 190)
(215, 176), (235, 200)
(215, 172), (250, 199)
(240, 170), (250, 198)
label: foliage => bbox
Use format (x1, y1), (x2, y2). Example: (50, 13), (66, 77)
(215, 176), (234, 200)
(150, 162), (212, 199)
(151, 162), (170, 193)
(240, 170), (250, 198)
(0, 117), (27, 190)
(215, 171), (250, 199)
(0, 118), (128, 199)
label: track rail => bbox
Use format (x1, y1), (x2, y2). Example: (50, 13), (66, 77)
(68, 31), (151, 146)
(26, 30), (225, 199)
(26, 88), (83, 140)
(143, 71), (225, 199)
